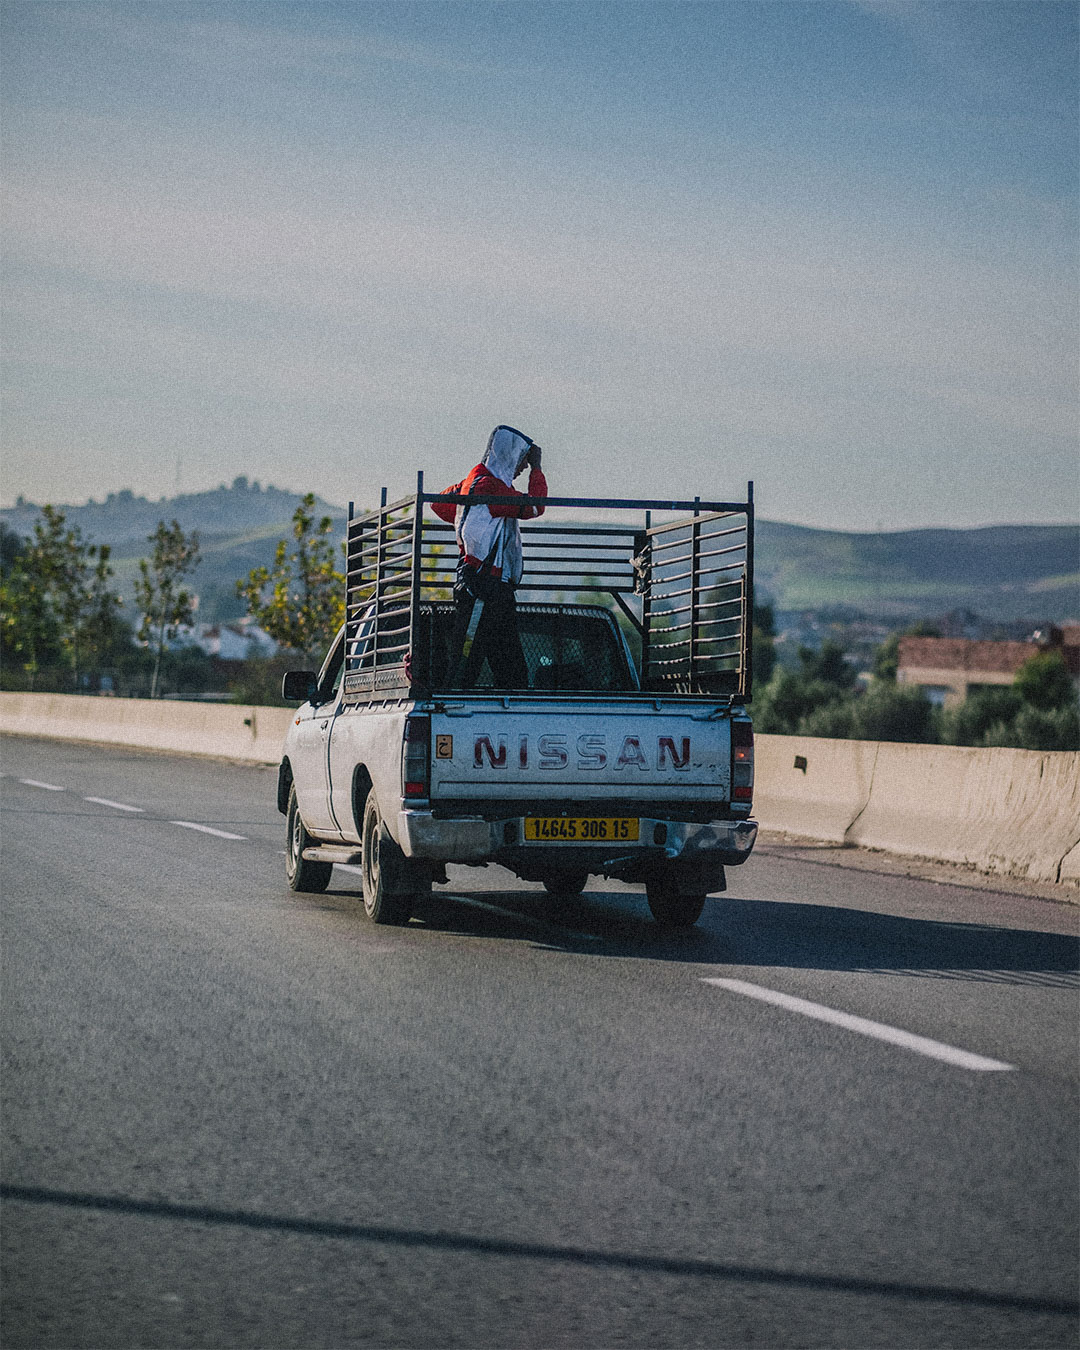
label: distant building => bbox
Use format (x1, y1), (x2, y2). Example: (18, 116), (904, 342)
(897, 627), (1080, 708)
(192, 620), (277, 660)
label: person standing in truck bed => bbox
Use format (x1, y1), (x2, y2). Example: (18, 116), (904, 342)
(431, 424), (548, 688)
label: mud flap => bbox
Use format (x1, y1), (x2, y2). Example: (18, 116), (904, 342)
(670, 858), (726, 896)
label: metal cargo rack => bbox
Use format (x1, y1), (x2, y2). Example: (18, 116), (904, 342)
(342, 473), (754, 702)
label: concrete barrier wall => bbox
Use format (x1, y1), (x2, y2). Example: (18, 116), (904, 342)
(756, 733), (1080, 888)
(0, 692), (293, 765)
(846, 742), (1080, 886)
(2, 694), (1077, 887)
(753, 735), (879, 844)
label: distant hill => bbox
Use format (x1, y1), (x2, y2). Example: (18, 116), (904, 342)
(3, 484), (1076, 625)
(756, 521), (1079, 622)
(1, 478), (345, 554)
(2, 479), (351, 622)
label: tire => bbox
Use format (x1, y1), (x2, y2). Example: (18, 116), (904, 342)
(542, 871), (589, 897)
(285, 786), (333, 893)
(645, 875), (705, 928)
(361, 793), (425, 925)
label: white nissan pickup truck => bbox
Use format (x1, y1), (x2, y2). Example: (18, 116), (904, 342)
(277, 480), (758, 928)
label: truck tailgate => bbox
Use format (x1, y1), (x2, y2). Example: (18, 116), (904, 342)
(428, 697), (731, 805)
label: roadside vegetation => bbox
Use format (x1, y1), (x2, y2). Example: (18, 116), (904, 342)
(2, 508), (1076, 749)
(752, 615), (1078, 751)
(135, 519), (202, 699)
(235, 494), (344, 664)
(1, 512), (207, 699)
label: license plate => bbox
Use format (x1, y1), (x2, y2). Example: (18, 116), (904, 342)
(523, 817), (639, 843)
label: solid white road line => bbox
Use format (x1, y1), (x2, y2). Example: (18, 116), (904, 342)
(702, 977), (1017, 1072)
(171, 821), (247, 841)
(19, 779), (66, 791)
(84, 797), (145, 813)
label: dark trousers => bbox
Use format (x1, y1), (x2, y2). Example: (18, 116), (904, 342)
(451, 577), (528, 688)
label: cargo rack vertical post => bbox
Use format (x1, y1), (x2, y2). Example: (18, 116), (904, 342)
(343, 484), (755, 703)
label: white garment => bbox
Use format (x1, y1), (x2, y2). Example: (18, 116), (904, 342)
(457, 425), (535, 585)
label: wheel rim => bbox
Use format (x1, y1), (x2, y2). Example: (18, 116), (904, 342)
(364, 809), (380, 902)
(289, 806), (302, 871)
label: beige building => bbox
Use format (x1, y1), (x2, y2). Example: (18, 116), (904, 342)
(897, 628), (1080, 709)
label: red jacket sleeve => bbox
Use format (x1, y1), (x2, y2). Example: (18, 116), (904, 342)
(486, 467), (547, 519)
(430, 480), (462, 524)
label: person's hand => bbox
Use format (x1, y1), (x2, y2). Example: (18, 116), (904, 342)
(527, 444), (542, 470)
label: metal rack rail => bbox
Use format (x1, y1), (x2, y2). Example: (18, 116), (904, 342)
(343, 474), (754, 701)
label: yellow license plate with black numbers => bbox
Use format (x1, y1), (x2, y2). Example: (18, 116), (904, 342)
(523, 817), (639, 843)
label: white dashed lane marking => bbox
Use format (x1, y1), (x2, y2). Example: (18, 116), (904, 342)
(171, 821), (247, 841)
(84, 797), (145, 813)
(9, 776), (248, 842)
(702, 977), (1017, 1072)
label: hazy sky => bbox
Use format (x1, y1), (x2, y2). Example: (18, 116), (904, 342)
(2, 0), (1076, 528)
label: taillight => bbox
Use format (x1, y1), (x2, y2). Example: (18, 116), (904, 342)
(730, 718), (754, 806)
(402, 715), (430, 802)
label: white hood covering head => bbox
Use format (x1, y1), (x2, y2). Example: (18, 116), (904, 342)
(456, 424), (537, 584)
(483, 425), (534, 486)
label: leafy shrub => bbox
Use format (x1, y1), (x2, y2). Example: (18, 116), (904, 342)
(988, 704), (1080, 752)
(798, 700), (856, 738)
(227, 654), (296, 707)
(752, 602), (776, 687)
(851, 683), (937, 743)
(797, 640), (858, 689)
(754, 630), (1077, 751)
(940, 687), (1022, 746)
(753, 670), (846, 735)
(1013, 650), (1076, 712)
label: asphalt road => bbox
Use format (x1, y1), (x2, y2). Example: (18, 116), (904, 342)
(2, 734), (1077, 1349)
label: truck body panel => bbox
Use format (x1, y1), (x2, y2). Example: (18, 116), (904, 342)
(427, 697), (731, 803)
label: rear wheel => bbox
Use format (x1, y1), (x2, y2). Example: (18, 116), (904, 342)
(361, 794), (426, 925)
(645, 875), (705, 928)
(541, 871), (589, 897)
(285, 787), (333, 893)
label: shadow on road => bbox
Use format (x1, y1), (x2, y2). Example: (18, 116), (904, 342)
(2, 1183), (1076, 1317)
(362, 885), (1080, 986)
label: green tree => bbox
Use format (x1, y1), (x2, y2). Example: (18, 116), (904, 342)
(798, 698), (856, 739)
(236, 494), (344, 663)
(1013, 649), (1076, 712)
(0, 554), (61, 688)
(752, 601), (776, 687)
(753, 669), (847, 735)
(0, 507), (123, 689)
(31, 506), (98, 684)
(1006, 703), (1079, 752)
(798, 639), (858, 689)
(135, 520), (201, 698)
(80, 544), (127, 679)
(0, 522), (23, 577)
(851, 683), (937, 743)
(939, 686), (1022, 746)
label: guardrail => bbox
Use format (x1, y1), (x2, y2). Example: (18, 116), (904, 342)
(2, 693), (1076, 889)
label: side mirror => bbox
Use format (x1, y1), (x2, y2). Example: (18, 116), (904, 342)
(282, 670), (318, 703)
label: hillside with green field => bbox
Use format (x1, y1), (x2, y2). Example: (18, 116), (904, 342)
(3, 486), (1076, 625)
(756, 521), (1079, 621)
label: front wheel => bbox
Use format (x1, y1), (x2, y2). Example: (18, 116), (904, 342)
(361, 794), (425, 925)
(645, 876), (705, 928)
(285, 787), (333, 893)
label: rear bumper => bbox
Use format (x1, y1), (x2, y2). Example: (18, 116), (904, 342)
(396, 810), (758, 867)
